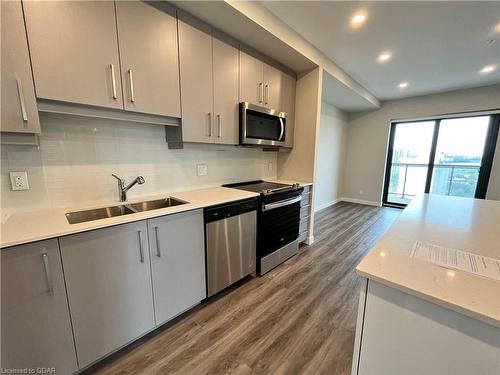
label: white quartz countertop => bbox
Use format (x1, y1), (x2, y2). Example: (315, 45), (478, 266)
(0, 187), (259, 248)
(1, 179), (312, 249)
(357, 194), (500, 327)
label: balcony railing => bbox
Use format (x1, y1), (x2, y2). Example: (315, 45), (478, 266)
(388, 162), (480, 205)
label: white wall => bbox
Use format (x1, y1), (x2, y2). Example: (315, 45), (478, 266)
(344, 84), (500, 204)
(1, 113), (277, 215)
(313, 102), (347, 211)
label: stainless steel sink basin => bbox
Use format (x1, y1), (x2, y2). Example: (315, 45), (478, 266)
(65, 197), (188, 224)
(66, 205), (135, 224)
(126, 197), (187, 212)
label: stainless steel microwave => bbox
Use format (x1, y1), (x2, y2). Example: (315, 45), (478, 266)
(239, 102), (286, 147)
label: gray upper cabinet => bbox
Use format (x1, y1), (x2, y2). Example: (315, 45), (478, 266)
(115, 2), (181, 118)
(59, 221), (155, 368)
(281, 72), (296, 148)
(178, 14), (213, 143)
(240, 50), (285, 110)
(240, 51), (264, 106)
(263, 64), (282, 110)
(148, 210), (206, 325)
(23, 1), (124, 109)
(1, 1), (40, 134)
(1, 239), (78, 374)
(213, 35), (239, 145)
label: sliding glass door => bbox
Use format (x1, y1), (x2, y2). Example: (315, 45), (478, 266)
(383, 114), (499, 207)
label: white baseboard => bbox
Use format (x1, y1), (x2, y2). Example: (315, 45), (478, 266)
(314, 198), (341, 212)
(340, 197), (382, 207)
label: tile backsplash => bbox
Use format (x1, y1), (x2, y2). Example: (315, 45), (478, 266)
(1, 113), (277, 215)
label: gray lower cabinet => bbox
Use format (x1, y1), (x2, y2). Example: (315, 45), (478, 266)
(1, 239), (78, 374)
(115, 2), (181, 118)
(59, 221), (155, 369)
(1, 1), (40, 135)
(148, 210), (206, 325)
(23, 1), (124, 109)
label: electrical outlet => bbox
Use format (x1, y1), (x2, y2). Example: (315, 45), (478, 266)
(359, 189), (364, 195)
(267, 162), (273, 172)
(197, 164), (208, 176)
(10, 171), (30, 191)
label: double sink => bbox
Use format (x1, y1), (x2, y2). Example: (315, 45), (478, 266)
(66, 197), (187, 224)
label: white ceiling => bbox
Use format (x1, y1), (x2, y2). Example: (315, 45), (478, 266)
(171, 1), (316, 73)
(260, 1), (500, 101)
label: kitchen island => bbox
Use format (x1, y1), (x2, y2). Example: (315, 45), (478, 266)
(351, 194), (500, 375)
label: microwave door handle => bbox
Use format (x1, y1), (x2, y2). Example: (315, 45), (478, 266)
(279, 118), (285, 141)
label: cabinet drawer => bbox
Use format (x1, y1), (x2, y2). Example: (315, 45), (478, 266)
(298, 231), (308, 243)
(300, 205), (310, 219)
(302, 185), (311, 194)
(301, 192), (311, 207)
(299, 217), (309, 234)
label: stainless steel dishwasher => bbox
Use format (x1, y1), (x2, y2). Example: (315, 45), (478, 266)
(204, 198), (258, 297)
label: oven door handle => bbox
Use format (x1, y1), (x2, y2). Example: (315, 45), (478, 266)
(278, 118), (285, 141)
(262, 196), (301, 211)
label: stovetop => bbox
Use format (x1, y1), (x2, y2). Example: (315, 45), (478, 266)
(223, 180), (291, 193)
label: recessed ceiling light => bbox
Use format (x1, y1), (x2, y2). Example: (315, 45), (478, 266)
(378, 52), (392, 63)
(480, 65), (496, 74)
(352, 14), (366, 24)
(350, 12), (367, 28)
(398, 81), (408, 88)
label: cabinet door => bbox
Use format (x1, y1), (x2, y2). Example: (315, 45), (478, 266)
(240, 51), (264, 106)
(281, 72), (296, 148)
(148, 210), (206, 325)
(59, 221), (155, 368)
(116, 2), (180, 117)
(1, 1), (40, 134)
(1, 239), (77, 373)
(263, 63), (282, 110)
(213, 36), (239, 145)
(23, 1), (123, 109)
(178, 14), (213, 143)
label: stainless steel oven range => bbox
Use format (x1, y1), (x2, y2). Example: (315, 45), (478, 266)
(223, 180), (304, 275)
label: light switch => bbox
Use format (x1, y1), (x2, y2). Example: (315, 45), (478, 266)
(197, 164), (208, 176)
(10, 171), (30, 191)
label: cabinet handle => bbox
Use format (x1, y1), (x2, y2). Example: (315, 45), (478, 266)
(154, 226), (161, 257)
(265, 84), (269, 105)
(217, 114), (222, 138)
(41, 251), (53, 295)
(138, 230), (144, 263)
(110, 64), (117, 99)
(208, 112), (212, 137)
(128, 69), (135, 103)
(258, 82), (263, 103)
(16, 79), (28, 124)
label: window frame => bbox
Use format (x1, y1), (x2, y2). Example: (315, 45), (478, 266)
(382, 112), (500, 208)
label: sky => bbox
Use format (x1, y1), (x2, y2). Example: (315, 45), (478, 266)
(393, 116), (490, 164)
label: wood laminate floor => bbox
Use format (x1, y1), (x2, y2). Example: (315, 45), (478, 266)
(90, 202), (401, 375)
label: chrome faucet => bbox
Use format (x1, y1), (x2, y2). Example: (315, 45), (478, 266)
(112, 174), (145, 202)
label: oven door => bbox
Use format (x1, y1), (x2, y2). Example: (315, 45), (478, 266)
(240, 102), (286, 147)
(258, 195), (301, 258)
